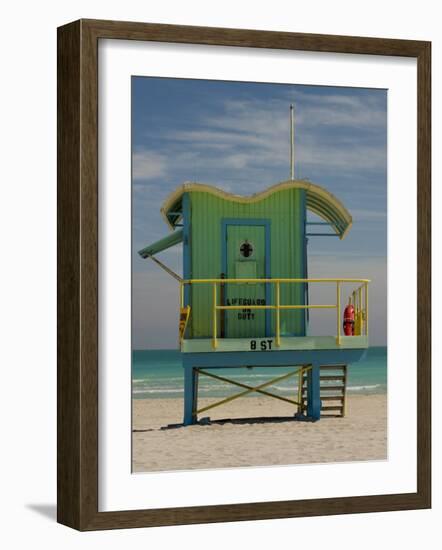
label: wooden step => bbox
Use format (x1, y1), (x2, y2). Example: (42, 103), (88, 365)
(301, 402), (344, 411)
(303, 385), (344, 392)
(302, 396), (344, 402)
(304, 374), (346, 382)
(303, 383), (345, 389)
(301, 366), (346, 375)
(300, 365), (347, 418)
(303, 397), (345, 403)
(320, 395), (345, 402)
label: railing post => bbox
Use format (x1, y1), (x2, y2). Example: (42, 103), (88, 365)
(365, 282), (369, 337)
(180, 281), (184, 309)
(276, 281), (281, 346)
(212, 283), (218, 349)
(336, 281), (341, 345)
(220, 273), (225, 338)
(357, 285), (363, 335)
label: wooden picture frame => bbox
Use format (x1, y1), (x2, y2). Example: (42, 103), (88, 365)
(57, 19), (431, 530)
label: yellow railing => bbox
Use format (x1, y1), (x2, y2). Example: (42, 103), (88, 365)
(179, 278), (370, 349)
(350, 282), (369, 336)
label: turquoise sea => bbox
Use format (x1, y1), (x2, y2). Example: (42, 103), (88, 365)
(132, 346), (387, 400)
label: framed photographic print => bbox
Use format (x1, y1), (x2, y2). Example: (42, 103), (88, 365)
(57, 19), (431, 530)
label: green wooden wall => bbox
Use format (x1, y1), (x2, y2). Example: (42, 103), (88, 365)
(187, 189), (306, 339)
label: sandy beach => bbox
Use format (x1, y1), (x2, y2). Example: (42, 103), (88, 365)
(132, 394), (387, 472)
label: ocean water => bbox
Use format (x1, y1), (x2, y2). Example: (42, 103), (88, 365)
(132, 347), (387, 400)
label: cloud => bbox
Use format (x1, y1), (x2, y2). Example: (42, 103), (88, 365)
(132, 150), (168, 181)
(131, 91), (387, 216)
(214, 93), (386, 133)
(298, 141), (386, 173)
(293, 94), (386, 129)
(147, 95), (387, 186)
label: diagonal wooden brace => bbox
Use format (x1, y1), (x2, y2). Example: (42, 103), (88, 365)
(195, 368), (301, 415)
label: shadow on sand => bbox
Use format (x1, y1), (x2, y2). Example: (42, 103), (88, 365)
(133, 414), (319, 432)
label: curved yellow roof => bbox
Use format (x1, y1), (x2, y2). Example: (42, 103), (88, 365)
(161, 180), (353, 239)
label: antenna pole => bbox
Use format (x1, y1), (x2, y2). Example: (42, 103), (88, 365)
(290, 104), (295, 180)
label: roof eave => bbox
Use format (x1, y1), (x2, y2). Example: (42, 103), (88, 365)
(160, 180), (353, 237)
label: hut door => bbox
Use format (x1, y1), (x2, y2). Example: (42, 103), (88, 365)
(224, 223), (269, 338)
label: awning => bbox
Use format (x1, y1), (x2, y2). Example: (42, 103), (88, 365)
(138, 228), (183, 258)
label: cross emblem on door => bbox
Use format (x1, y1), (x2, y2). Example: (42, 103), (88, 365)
(240, 240), (253, 258)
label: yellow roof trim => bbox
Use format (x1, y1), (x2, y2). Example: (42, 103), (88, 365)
(161, 180), (352, 239)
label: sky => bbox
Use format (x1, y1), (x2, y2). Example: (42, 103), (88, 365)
(132, 77), (387, 348)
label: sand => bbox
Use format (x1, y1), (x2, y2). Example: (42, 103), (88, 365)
(132, 394), (387, 472)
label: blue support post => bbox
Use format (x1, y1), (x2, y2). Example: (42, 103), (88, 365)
(183, 363), (199, 425)
(182, 192), (191, 310)
(306, 363), (321, 420)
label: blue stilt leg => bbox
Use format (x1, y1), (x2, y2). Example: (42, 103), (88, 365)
(183, 363), (198, 425)
(307, 363), (321, 421)
(193, 368), (199, 419)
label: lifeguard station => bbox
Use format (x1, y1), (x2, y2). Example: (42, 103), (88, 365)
(139, 106), (370, 425)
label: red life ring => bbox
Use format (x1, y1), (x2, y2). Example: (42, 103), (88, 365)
(343, 304), (355, 336)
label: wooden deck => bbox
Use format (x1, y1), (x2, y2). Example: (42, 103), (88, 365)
(181, 335), (368, 353)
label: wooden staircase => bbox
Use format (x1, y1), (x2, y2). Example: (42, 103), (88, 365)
(302, 365), (348, 418)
